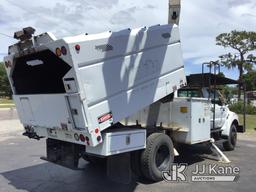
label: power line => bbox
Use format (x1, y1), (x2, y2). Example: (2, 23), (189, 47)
(0, 32), (15, 57)
(0, 32), (14, 39)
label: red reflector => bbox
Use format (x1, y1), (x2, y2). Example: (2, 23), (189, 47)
(79, 134), (85, 142)
(75, 44), (80, 51)
(95, 128), (99, 134)
(61, 46), (67, 55)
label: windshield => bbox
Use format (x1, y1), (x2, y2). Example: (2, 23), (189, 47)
(206, 89), (226, 105)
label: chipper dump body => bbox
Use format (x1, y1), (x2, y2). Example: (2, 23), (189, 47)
(4, 24), (186, 148)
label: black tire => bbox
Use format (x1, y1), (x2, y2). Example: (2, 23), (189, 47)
(223, 124), (237, 151)
(141, 133), (174, 181)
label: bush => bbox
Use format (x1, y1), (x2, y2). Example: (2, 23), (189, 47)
(0, 63), (12, 97)
(229, 101), (256, 115)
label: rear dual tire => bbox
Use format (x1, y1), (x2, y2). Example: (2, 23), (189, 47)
(131, 133), (174, 181)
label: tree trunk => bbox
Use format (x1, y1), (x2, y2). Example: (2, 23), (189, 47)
(238, 65), (243, 100)
(238, 53), (244, 101)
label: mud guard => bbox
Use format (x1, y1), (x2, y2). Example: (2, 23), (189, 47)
(41, 138), (85, 170)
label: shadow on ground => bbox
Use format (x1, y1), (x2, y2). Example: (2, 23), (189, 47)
(1, 161), (138, 192)
(174, 142), (226, 165)
(0, 143), (220, 192)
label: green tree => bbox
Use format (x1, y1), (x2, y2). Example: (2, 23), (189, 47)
(243, 71), (256, 91)
(0, 62), (12, 97)
(216, 31), (256, 100)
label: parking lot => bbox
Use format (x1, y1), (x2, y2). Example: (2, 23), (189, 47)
(0, 108), (256, 192)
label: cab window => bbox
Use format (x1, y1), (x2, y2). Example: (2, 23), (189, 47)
(207, 89), (225, 106)
(178, 89), (201, 97)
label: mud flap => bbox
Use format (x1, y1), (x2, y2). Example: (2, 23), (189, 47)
(41, 138), (85, 170)
(107, 153), (132, 184)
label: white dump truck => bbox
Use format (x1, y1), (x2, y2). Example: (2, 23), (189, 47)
(3, 1), (244, 182)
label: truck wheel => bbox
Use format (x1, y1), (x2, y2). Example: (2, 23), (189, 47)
(223, 124), (237, 151)
(141, 133), (174, 181)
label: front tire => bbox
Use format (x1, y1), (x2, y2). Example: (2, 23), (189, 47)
(223, 124), (237, 151)
(141, 133), (174, 181)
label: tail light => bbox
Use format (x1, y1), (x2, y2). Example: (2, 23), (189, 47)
(79, 134), (85, 142)
(55, 47), (61, 56)
(75, 44), (80, 51)
(95, 128), (99, 134)
(74, 133), (79, 141)
(97, 136), (101, 142)
(61, 46), (67, 55)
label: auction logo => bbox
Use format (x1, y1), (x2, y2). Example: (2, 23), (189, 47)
(162, 164), (188, 182)
(163, 164), (240, 182)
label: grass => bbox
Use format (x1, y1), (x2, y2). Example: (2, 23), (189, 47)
(0, 98), (14, 104)
(238, 114), (256, 131)
(0, 98), (15, 108)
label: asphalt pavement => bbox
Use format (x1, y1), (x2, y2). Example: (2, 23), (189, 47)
(0, 108), (256, 192)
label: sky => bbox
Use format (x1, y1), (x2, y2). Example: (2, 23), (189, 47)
(0, 0), (256, 79)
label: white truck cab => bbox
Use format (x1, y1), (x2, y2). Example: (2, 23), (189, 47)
(177, 87), (235, 130)
(175, 73), (245, 151)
